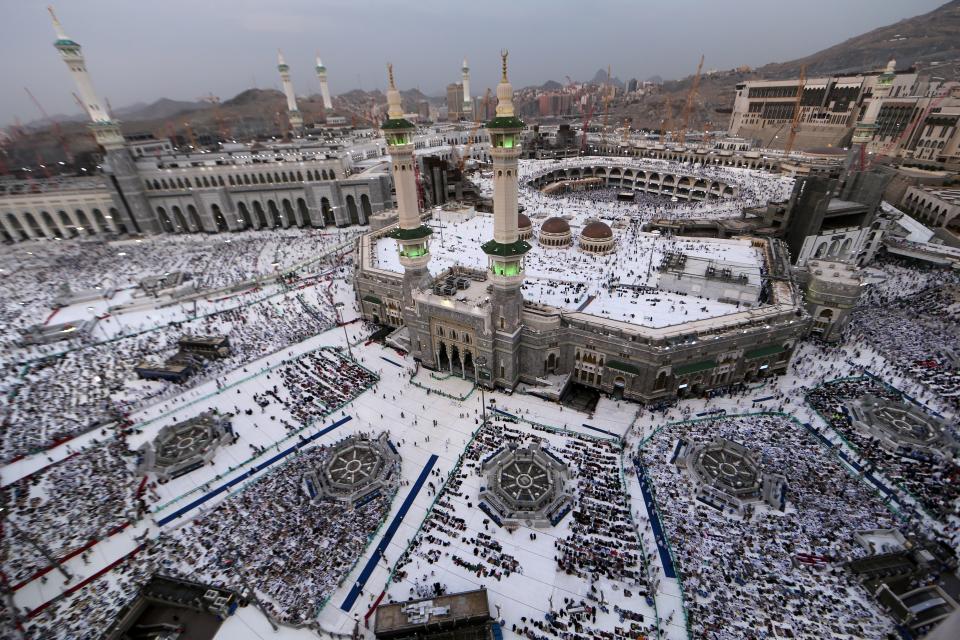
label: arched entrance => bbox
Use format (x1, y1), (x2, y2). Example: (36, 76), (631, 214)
(24, 213), (45, 238)
(109, 208), (129, 235)
(321, 197), (334, 226)
(253, 201), (269, 228)
(186, 205), (203, 232)
(346, 195), (359, 225)
(75, 210), (95, 235)
(59, 210), (79, 237)
(41, 211), (58, 237)
(296, 198), (310, 227)
(172, 206), (189, 233)
(268, 200), (283, 228)
(360, 194), (372, 221)
(282, 199), (296, 227)
(8, 214), (29, 240)
(613, 376), (626, 400)
(211, 204), (230, 232)
(92, 209), (110, 232)
(237, 202), (253, 229)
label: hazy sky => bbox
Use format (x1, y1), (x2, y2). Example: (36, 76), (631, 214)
(1, 0), (947, 126)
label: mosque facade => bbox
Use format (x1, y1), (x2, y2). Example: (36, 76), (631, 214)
(355, 55), (810, 403)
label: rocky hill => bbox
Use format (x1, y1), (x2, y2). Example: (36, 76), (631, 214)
(615, 0), (960, 132)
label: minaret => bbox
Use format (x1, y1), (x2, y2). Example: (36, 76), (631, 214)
(461, 58), (472, 119)
(384, 64), (432, 301)
(48, 6), (158, 234)
(481, 50), (530, 386)
(315, 54), (333, 110)
(277, 50), (303, 136)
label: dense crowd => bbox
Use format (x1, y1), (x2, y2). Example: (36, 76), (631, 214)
(0, 279), (343, 462)
(14, 350), (381, 638)
(2, 440), (140, 584)
(518, 156), (795, 221)
(638, 414), (897, 639)
(169, 437), (397, 625)
(850, 257), (960, 414)
(391, 417), (657, 640)
(0, 229), (355, 351)
(807, 378), (960, 520)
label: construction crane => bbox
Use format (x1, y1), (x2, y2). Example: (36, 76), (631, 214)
(580, 101), (596, 154)
(677, 54), (705, 145)
(783, 65), (807, 155)
(659, 97), (673, 144)
(600, 65), (613, 145)
(183, 120), (199, 149)
(199, 93), (231, 141)
(24, 86), (72, 163)
(458, 88), (491, 174)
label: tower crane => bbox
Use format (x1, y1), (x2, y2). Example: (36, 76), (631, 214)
(677, 54), (704, 145)
(601, 65), (613, 145)
(199, 93), (231, 141)
(24, 86), (72, 163)
(183, 120), (199, 149)
(783, 65), (807, 155)
(458, 88), (490, 174)
(580, 101), (596, 154)
(659, 97), (673, 144)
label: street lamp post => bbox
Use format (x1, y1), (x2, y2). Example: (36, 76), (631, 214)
(475, 355), (488, 426)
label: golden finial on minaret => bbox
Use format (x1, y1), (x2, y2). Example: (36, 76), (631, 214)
(387, 63), (396, 90)
(500, 49), (509, 81)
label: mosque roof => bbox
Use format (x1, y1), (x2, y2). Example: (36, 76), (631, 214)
(541, 217), (570, 234)
(581, 221), (613, 239)
(518, 213), (531, 230)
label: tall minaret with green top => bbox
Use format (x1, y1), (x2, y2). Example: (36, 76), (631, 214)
(48, 5), (158, 234)
(384, 64), (432, 299)
(277, 50), (303, 137)
(482, 50), (530, 386)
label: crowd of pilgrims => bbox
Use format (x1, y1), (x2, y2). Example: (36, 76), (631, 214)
(806, 378), (959, 521)
(2, 439), (141, 584)
(0, 229), (351, 350)
(8, 352), (382, 639)
(17, 437), (395, 638)
(517, 156), (795, 221)
(255, 349), (379, 428)
(637, 414), (901, 639)
(400, 176), (761, 323)
(849, 256), (960, 414)
(0, 266), (348, 462)
(389, 417), (657, 640)
(165, 435), (397, 625)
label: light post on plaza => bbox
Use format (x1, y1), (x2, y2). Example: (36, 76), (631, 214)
(0, 507), (72, 583)
(475, 355), (488, 426)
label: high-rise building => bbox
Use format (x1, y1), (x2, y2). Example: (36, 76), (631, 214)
(447, 83), (464, 120)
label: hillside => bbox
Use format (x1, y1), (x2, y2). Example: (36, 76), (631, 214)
(6, 1), (959, 170)
(615, 0), (960, 132)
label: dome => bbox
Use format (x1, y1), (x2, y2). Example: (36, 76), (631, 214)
(541, 217), (570, 234)
(518, 213), (532, 230)
(581, 221), (612, 240)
